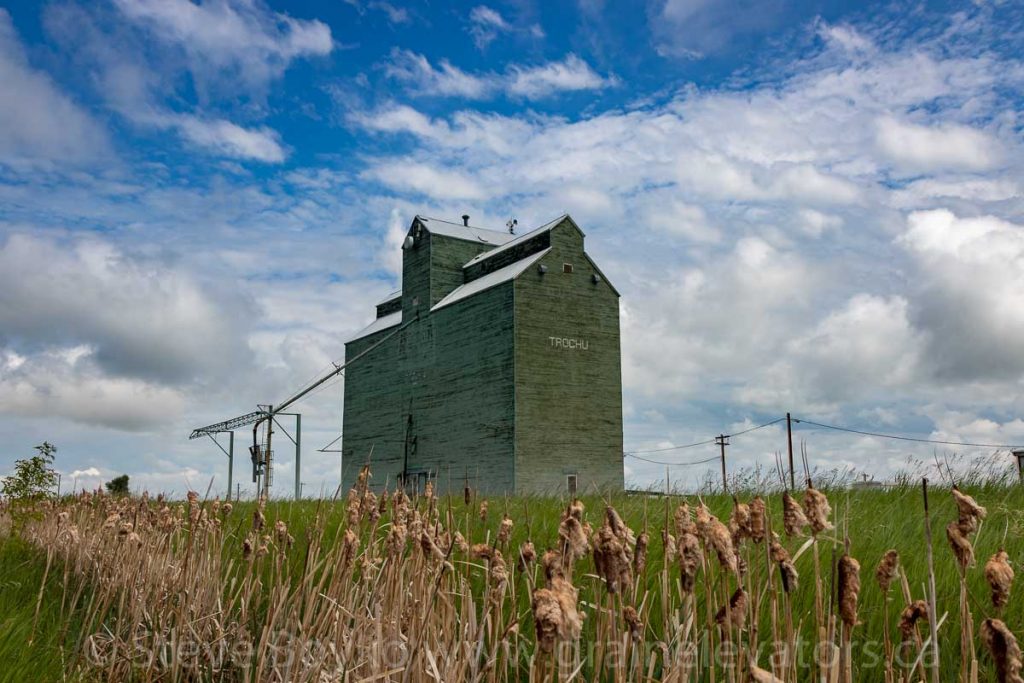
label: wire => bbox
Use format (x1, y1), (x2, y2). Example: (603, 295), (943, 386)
(792, 417), (1023, 450)
(727, 416), (786, 437)
(626, 416), (786, 455)
(626, 453), (722, 466)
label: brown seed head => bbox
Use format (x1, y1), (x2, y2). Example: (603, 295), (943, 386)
(771, 537), (799, 592)
(946, 520), (975, 569)
(803, 486), (833, 534)
(678, 531), (702, 593)
(623, 605), (643, 642)
(875, 549), (900, 593)
(497, 514), (514, 546)
(952, 486), (987, 535)
(715, 587), (747, 630)
(782, 491), (809, 537)
(899, 600), (928, 643)
(985, 550), (1014, 610)
(981, 618), (1024, 683)
(749, 496), (767, 543)
(634, 531), (649, 577)
(838, 554), (861, 628)
(696, 504), (737, 574)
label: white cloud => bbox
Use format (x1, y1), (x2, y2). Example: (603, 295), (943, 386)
(900, 210), (1024, 382)
(381, 51), (614, 100)
(171, 115), (287, 162)
(362, 161), (486, 200)
(468, 5), (511, 49)
(111, 0), (333, 93)
(876, 117), (1003, 173)
(0, 233), (254, 384)
(383, 49), (494, 99)
(68, 467), (101, 479)
(507, 54), (617, 99)
(0, 9), (108, 165)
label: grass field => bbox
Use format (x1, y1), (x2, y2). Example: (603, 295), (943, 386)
(1, 468), (1022, 682)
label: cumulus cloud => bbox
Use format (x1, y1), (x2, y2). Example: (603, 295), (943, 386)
(362, 161), (486, 200)
(900, 210), (1024, 382)
(170, 115), (287, 162)
(0, 9), (109, 165)
(876, 117), (1003, 173)
(0, 234), (254, 384)
(111, 0), (333, 93)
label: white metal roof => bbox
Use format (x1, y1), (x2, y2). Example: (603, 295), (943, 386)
(346, 310), (402, 343)
(432, 248), (550, 312)
(416, 215), (517, 246)
(375, 289), (401, 305)
(462, 214), (567, 268)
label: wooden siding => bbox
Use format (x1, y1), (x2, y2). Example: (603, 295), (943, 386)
(512, 219), (624, 495)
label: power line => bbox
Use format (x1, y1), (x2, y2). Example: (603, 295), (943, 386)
(791, 417), (1023, 450)
(626, 453), (722, 466)
(625, 416), (786, 458)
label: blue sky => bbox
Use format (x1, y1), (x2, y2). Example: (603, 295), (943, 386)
(1, 0), (1023, 496)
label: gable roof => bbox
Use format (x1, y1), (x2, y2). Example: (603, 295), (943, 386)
(346, 310), (401, 344)
(432, 248), (550, 312)
(462, 214), (569, 268)
(415, 215), (517, 247)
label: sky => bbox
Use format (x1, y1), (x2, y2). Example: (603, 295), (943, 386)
(1, 0), (1023, 497)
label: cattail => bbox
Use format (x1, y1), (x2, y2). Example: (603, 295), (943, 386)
(783, 491), (809, 537)
(715, 587), (747, 630)
(222, 503), (232, 515)
(346, 488), (362, 526)
(729, 499), (753, 541)
(634, 531), (649, 577)
(479, 500), (489, 522)
(946, 520), (974, 569)
(662, 529), (677, 563)
(356, 464), (370, 492)
(623, 605), (643, 642)
(558, 515), (589, 567)
(803, 486), (833, 534)
(453, 530), (469, 554)
(423, 480), (434, 502)
(838, 554), (861, 628)
(420, 528), (445, 562)
(749, 496), (766, 543)
(387, 522), (407, 556)
(678, 531), (702, 593)
(362, 490), (379, 524)
(497, 514), (514, 545)
(593, 524), (632, 594)
(242, 536), (253, 559)
(463, 483), (472, 506)
(985, 550), (1014, 609)
(875, 549), (900, 593)
(981, 618), (1024, 683)
(750, 664), (784, 682)
(274, 519), (294, 548)
(696, 504), (737, 574)
(952, 486), (987, 534)
(532, 589), (564, 653)
(340, 528), (359, 568)
(567, 498), (585, 522)
(899, 600), (928, 643)
(542, 549), (564, 582)
(518, 541), (537, 572)
(253, 507), (265, 532)
(770, 537), (799, 592)
(674, 503), (696, 536)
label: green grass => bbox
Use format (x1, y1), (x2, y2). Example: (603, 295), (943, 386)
(2, 481), (1023, 681)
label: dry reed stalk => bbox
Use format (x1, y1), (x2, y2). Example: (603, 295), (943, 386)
(875, 549), (900, 683)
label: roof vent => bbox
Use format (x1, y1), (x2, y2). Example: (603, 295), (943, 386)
(506, 218), (517, 234)
(462, 214), (470, 226)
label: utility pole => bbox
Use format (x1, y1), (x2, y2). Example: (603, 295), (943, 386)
(264, 404), (273, 500)
(294, 414), (301, 500)
(715, 434), (729, 494)
(1014, 450), (1024, 484)
(227, 431), (234, 501)
(786, 413), (795, 491)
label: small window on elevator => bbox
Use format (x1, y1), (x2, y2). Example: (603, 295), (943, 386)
(563, 263), (574, 274)
(566, 474), (578, 496)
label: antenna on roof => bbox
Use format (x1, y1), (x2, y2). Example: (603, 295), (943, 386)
(506, 218), (517, 234)
(462, 214), (470, 226)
